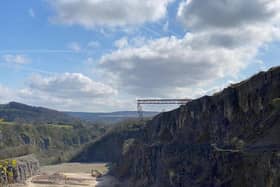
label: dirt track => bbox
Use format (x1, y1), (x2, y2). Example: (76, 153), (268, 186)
(13, 163), (121, 187)
(27, 172), (97, 186)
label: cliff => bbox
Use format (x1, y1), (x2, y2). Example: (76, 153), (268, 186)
(15, 154), (40, 183)
(112, 66), (280, 187)
(0, 122), (105, 165)
(0, 154), (40, 185)
(71, 120), (148, 163)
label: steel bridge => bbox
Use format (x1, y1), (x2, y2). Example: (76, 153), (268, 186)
(137, 98), (192, 119)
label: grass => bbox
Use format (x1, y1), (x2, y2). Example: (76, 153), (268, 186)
(48, 124), (73, 129)
(0, 121), (16, 126)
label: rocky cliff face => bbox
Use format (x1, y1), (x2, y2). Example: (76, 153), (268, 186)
(112, 66), (280, 187)
(72, 120), (148, 163)
(16, 154), (40, 183)
(0, 122), (105, 165)
(0, 154), (40, 185)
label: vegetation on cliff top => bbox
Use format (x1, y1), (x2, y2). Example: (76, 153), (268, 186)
(0, 121), (106, 165)
(0, 102), (109, 165)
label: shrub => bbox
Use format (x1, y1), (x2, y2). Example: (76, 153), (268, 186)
(272, 98), (280, 110)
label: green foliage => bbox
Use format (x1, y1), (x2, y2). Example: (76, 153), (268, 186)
(122, 138), (136, 155)
(108, 118), (148, 134)
(272, 98), (280, 110)
(0, 145), (36, 159)
(0, 123), (106, 165)
(0, 102), (110, 165)
(0, 102), (80, 125)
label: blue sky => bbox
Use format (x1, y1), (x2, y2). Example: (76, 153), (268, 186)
(0, 0), (279, 112)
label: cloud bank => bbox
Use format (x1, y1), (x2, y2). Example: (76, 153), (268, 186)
(2, 0), (280, 112)
(98, 0), (280, 98)
(48, 0), (173, 28)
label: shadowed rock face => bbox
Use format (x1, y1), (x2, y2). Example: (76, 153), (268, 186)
(71, 121), (148, 163)
(112, 66), (280, 187)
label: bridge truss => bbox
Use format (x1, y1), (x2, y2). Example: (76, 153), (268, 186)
(137, 99), (192, 119)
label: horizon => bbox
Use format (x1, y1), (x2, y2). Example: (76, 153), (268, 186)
(0, 0), (280, 112)
(1, 65), (278, 113)
(0, 100), (160, 113)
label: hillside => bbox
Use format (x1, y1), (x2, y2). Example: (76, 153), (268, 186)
(0, 121), (106, 165)
(66, 111), (158, 124)
(0, 102), (80, 124)
(110, 66), (280, 187)
(0, 102), (108, 165)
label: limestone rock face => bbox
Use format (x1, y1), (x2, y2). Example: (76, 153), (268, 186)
(113, 66), (280, 187)
(16, 154), (40, 182)
(0, 154), (40, 185)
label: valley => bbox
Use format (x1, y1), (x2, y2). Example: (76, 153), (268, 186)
(0, 66), (279, 187)
(1, 1), (280, 186)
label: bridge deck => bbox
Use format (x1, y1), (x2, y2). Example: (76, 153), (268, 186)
(137, 99), (192, 104)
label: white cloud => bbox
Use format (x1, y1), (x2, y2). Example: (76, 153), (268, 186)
(2, 0), (280, 112)
(177, 0), (280, 30)
(0, 85), (15, 103)
(2, 54), (30, 64)
(114, 37), (129, 49)
(67, 42), (81, 52)
(0, 72), (130, 112)
(28, 8), (35, 18)
(98, 0), (280, 98)
(3, 73), (120, 111)
(48, 0), (174, 28)
(27, 73), (117, 98)
(99, 35), (246, 97)
(17, 90), (131, 112)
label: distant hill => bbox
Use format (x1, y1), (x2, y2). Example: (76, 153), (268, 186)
(0, 101), (158, 125)
(65, 111), (158, 124)
(0, 102), (80, 124)
(0, 102), (107, 164)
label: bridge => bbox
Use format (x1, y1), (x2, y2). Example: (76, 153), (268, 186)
(137, 98), (192, 119)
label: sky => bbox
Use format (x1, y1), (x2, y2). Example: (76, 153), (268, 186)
(0, 0), (279, 112)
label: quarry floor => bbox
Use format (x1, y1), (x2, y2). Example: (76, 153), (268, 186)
(13, 163), (121, 187)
